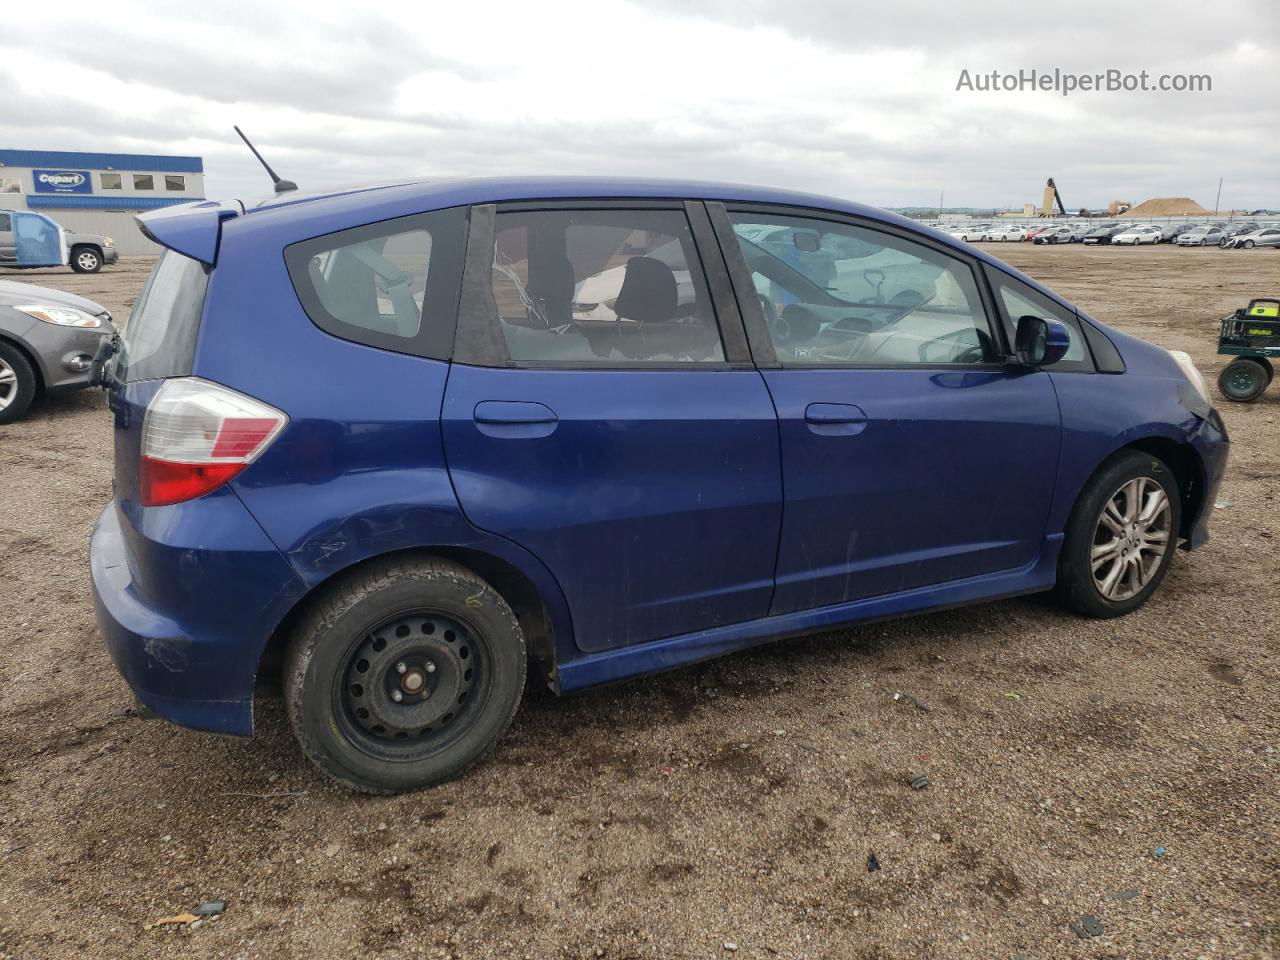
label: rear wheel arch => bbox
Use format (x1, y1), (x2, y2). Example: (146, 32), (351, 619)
(256, 546), (560, 699)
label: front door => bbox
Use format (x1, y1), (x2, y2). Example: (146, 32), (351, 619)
(714, 205), (1063, 614)
(442, 202), (782, 652)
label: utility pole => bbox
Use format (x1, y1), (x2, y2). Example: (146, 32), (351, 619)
(1214, 178), (1223, 216)
(937, 191), (944, 221)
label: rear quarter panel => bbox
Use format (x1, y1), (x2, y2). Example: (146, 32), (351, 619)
(198, 209), (577, 653)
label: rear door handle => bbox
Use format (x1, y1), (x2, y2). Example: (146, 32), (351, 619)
(473, 400), (558, 438)
(804, 402), (867, 435)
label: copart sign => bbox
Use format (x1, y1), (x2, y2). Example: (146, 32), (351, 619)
(32, 170), (92, 194)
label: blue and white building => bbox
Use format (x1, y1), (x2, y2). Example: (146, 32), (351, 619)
(0, 149), (205, 255)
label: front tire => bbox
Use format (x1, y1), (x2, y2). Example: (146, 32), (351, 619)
(0, 341), (37, 424)
(1056, 451), (1181, 618)
(70, 246), (102, 273)
(1243, 240), (1255, 249)
(284, 556), (526, 793)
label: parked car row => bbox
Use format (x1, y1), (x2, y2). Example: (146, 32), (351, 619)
(944, 219), (1280, 249)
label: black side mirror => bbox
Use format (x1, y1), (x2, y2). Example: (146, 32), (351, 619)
(1013, 315), (1070, 367)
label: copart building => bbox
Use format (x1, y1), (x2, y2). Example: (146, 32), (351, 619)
(0, 149), (205, 255)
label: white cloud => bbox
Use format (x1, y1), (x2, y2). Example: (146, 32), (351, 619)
(2, 0), (1275, 210)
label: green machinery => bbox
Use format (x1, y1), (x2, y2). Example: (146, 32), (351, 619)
(1216, 298), (1279, 402)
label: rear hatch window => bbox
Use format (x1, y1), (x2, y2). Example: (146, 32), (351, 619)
(118, 251), (209, 382)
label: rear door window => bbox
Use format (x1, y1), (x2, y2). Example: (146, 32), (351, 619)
(118, 251), (208, 382)
(467, 207), (725, 365)
(285, 207), (466, 359)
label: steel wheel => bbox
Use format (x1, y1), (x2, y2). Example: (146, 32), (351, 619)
(1090, 477), (1171, 601)
(0, 357), (15, 412)
(334, 609), (490, 762)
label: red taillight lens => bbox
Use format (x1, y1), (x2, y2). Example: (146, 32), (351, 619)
(139, 378), (287, 507)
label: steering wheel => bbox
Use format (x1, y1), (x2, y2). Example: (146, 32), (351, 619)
(758, 293), (789, 342)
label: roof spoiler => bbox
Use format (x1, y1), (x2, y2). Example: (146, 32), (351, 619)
(135, 199), (243, 266)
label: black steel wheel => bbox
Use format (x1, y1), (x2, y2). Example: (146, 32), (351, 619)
(338, 611), (487, 760)
(285, 557), (526, 793)
(1217, 358), (1269, 403)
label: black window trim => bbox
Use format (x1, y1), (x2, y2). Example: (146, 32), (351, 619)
(284, 205), (468, 361)
(709, 201), (1011, 371)
(452, 198), (754, 370)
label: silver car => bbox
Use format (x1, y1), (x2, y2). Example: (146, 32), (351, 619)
(1222, 227), (1280, 249)
(0, 280), (115, 423)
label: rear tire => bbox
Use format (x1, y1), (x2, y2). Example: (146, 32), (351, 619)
(70, 246), (102, 273)
(1217, 358), (1269, 402)
(0, 341), (37, 424)
(1055, 451), (1181, 619)
(284, 556), (526, 793)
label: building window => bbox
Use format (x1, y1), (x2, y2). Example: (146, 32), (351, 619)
(0, 178), (20, 194)
(165, 175), (185, 191)
(133, 174), (154, 190)
(101, 173), (122, 190)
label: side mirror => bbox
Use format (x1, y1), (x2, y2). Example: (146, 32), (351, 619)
(1013, 315), (1070, 367)
(793, 230), (821, 253)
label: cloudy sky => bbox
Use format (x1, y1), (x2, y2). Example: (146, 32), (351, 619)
(3, 0), (1276, 210)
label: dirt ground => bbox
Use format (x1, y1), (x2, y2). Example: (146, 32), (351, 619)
(0, 244), (1276, 960)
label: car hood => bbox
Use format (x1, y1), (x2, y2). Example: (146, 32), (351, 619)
(0, 280), (109, 317)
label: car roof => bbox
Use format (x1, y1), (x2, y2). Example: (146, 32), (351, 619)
(151, 174), (1086, 317)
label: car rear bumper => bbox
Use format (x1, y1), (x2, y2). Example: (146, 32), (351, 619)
(90, 493), (308, 736)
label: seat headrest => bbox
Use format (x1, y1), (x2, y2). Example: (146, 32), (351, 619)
(613, 256), (677, 324)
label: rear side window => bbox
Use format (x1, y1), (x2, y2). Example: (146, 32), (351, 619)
(119, 251), (208, 382)
(468, 207), (724, 365)
(285, 207), (466, 359)
(984, 267), (1093, 372)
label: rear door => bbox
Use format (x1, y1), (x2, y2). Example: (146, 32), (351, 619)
(441, 201), (782, 653)
(710, 203), (1063, 614)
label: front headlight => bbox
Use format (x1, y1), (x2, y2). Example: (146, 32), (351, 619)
(1168, 349), (1210, 406)
(14, 304), (103, 328)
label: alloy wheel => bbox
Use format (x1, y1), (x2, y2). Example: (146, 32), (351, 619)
(1090, 477), (1172, 601)
(0, 357), (15, 412)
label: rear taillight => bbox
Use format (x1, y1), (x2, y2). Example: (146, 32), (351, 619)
(140, 378), (287, 507)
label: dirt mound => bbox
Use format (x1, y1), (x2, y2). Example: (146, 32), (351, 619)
(1120, 197), (1211, 217)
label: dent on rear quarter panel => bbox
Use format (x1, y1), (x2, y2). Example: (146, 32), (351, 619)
(203, 209), (576, 660)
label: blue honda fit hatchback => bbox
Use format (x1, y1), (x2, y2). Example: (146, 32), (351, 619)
(91, 177), (1228, 792)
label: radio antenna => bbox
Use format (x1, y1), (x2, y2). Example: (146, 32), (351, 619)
(233, 125), (298, 195)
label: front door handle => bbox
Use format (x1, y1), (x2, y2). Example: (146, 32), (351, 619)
(473, 400), (558, 438)
(804, 402), (867, 436)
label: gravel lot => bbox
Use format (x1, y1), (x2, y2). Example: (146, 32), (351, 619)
(0, 245), (1276, 960)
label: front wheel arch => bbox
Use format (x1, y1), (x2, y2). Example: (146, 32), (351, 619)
(1069, 437), (1205, 546)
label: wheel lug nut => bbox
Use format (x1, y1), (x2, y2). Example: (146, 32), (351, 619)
(425, 661), (436, 673)
(395, 662), (407, 674)
(391, 689), (404, 703)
